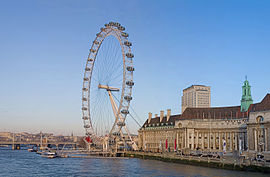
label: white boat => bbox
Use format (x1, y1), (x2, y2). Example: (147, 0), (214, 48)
(36, 147), (49, 155)
(41, 152), (59, 158)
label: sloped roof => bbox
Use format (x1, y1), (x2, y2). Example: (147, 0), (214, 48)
(141, 93), (270, 127)
(250, 94), (270, 112)
(142, 114), (182, 128)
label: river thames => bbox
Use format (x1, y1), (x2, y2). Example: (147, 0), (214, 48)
(0, 147), (265, 177)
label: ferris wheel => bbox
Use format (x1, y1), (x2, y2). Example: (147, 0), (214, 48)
(81, 22), (137, 150)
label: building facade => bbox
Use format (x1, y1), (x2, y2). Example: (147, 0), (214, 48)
(181, 85), (211, 113)
(247, 110), (270, 152)
(139, 79), (270, 155)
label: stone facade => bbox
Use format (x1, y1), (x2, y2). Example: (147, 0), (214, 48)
(247, 110), (270, 152)
(174, 118), (248, 151)
(138, 94), (270, 153)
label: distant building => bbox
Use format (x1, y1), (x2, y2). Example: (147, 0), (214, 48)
(0, 132), (12, 138)
(0, 132), (12, 141)
(138, 78), (270, 156)
(0, 132), (79, 144)
(181, 85), (211, 113)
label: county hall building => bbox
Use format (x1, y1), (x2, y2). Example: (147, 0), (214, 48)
(138, 78), (270, 154)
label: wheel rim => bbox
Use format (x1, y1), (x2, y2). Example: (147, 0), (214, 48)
(82, 22), (134, 145)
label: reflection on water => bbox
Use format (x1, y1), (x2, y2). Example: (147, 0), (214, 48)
(0, 148), (265, 177)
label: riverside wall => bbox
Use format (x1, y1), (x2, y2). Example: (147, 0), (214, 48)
(124, 152), (270, 173)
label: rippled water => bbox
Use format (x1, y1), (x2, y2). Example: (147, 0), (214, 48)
(0, 147), (265, 177)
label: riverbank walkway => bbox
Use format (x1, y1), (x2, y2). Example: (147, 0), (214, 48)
(125, 151), (270, 173)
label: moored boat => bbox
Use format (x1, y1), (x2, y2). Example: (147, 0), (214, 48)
(28, 148), (35, 152)
(28, 147), (38, 152)
(41, 152), (59, 158)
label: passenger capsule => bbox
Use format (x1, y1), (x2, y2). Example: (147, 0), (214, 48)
(84, 124), (90, 128)
(82, 88), (88, 91)
(100, 27), (106, 32)
(126, 81), (134, 86)
(82, 116), (88, 120)
(109, 22), (114, 26)
(121, 32), (129, 37)
(124, 95), (132, 101)
(84, 78), (89, 81)
(109, 139), (115, 144)
(88, 58), (94, 62)
(82, 107), (88, 111)
(93, 40), (99, 45)
(117, 122), (126, 126)
(121, 109), (129, 114)
(114, 22), (121, 27)
(82, 97), (87, 101)
(96, 33), (103, 37)
(90, 49), (96, 53)
(112, 132), (121, 136)
(124, 41), (132, 47)
(126, 53), (134, 58)
(85, 67), (91, 71)
(118, 26), (125, 31)
(86, 132), (92, 136)
(104, 23), (109, 27)
(126, 66), (135, 71)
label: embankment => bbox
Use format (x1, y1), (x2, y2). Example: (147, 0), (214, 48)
(124, 152), (270, 173)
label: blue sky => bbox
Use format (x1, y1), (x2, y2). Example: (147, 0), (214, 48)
(0, 0), (269, 135)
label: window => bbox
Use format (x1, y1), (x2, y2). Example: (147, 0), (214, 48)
(256, 116), (264, 123)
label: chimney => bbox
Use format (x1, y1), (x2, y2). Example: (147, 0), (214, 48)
(167, 109), (171, 121)
(148, 112), (152, 124)
(160, 110), (164, 122)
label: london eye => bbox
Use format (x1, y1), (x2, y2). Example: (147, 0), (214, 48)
(81, 22), (137, 151)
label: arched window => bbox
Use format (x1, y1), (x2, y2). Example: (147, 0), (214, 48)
(256, 116), (264, 123)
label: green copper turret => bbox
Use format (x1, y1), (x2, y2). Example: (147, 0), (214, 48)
(241, 76), (253, 112)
